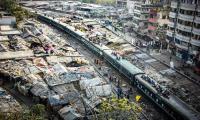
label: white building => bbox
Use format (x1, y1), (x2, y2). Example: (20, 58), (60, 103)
(132, 0), (152, 32)
(166, 0), (200, 59)
(127, 0), (136, 14)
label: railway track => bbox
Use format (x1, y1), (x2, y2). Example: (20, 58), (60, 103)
(35, 11), (200, 119)
(39, 21), (168, 120)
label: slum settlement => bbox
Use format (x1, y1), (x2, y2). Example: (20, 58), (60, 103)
(0, 18), (113, 119)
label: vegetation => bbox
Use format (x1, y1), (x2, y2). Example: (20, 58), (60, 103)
(98, 96), (142, 120)
(81, 0), (115, 5)
(96, 0), (115, 5)
(0, 104), (46, 120)
(0, 0), (35, 23)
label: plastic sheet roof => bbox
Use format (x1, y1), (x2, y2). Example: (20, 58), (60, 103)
(79, 77), (105, 90)
(58, 106), (82, 120)
(44, 72), (79, 87)
(52, 83), (76, 94)
(30, 82), (54, 98)
(48, 91), (79, 106)
(86, 84), (112, 98)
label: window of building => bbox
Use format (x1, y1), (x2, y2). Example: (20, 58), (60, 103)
(171, 8), (177, 13)
(162, 15), (166, 19)
(194, 23), (200, 29)
(180, 9), (195, 16)
(175, 38), (181, 44)
(181, 41), (188, 46)
(177, 29), (191, 37)
(191, 45), (199, 52)
(169, 18), (176, 22)
(196, 12), (200, 17)
(181, 0), (198, 4)
(168, 27), (174, 31)
(192, 34), (200, 40)
(167, 36), (173, 41)
(178, 19), (192, 26)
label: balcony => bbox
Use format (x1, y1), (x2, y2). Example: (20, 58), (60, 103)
(180, 3), (196, 11)
(191, 38), (200, 47)
(166, 30), (173, 37)
(194, 16), (200, 24)
(134, 9), (141, 14)
(148, 18), (157, 23)
(192, 28), (200, 36)
(169, 12), (176, 18)
(140, 15), (148, 21)
(171, 1), (178, 8)
(166, 39), (169, 43)
(168, 21), (175, 28)
(177, 23), (192, 33)
(133, 16), (140, 20)
(175, 43), (188, 50)
(178, 13), (194, 22)
(198, 6), (200, 12)
(148, 26), (156, 31)
(175, 33), (190, 43)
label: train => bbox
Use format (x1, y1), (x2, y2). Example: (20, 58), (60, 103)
(37, 14), (200, 120)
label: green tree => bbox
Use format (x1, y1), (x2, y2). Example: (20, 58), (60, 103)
(0, 104), (46, 120)
(96, 0), (115, 5)
(30, 104), (45, 117)
(98, 96), (142, 120)
(0, 0), (32, 23)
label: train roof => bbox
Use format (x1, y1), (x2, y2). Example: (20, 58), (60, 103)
(136, 74), (200, 120)
(162, 95), (200, 120)
(135, 75), (158, 94)
(103, 49), (144, 76)
(120, 59), (144, 75)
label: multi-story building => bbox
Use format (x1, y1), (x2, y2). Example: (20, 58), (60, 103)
(132, 0), (151, 33)
(132, 0), (167, 36)
(116, 0), (127, 8)
(127, 0), (137, 14)
(147, 1), (170, 41)
(166, 0), (200, 60)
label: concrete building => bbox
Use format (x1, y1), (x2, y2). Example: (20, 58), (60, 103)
(127, 0), (137, 14)
(132, 0), (151, 33)
(147, 1), (170, 41)
(116, 0), (127, 8)
(132, 0), (164, 35)
(166, 0), (200, 60)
